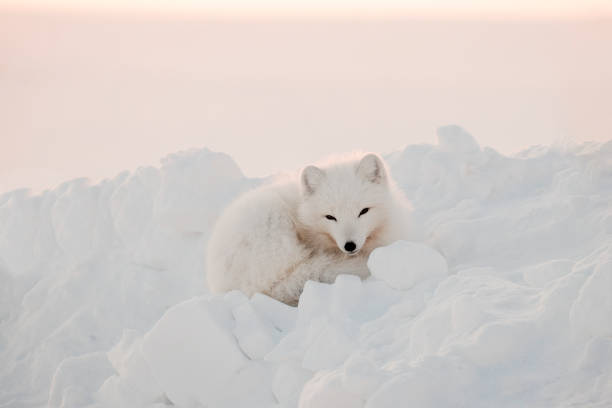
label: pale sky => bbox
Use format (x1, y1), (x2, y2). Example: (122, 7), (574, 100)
(1, 4), (612, 193)
(2, 0), (612, 17)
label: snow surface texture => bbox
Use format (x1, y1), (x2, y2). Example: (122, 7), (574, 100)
(1, 126), (612, 407)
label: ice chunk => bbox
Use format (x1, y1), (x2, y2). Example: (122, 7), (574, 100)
(368, 241), (448, 290)
(302, 317), (356, 371)
(437, 125), (480, 154)
(140, 297), (247, 407)
(272, 363), (313, 407)
(232, 301), (281, 360)
(48, 352), (114, 408)
(299, 370), (363, 408)
(250, 292), (298, 333)
(570, 261), (612, 342)
(522, 259), (574, 287)
(297, 280), (334, 326)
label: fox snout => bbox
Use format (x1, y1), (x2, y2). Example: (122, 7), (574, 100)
(344, 241), (357, 253)
(340, 240), (365, 255)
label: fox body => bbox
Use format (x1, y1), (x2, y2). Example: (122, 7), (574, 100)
(206, 153), (410, 305)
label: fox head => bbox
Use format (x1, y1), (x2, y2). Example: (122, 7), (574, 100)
(297, 153), (392, 255)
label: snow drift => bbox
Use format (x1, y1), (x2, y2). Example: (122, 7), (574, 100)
(1, 126), (611, 407)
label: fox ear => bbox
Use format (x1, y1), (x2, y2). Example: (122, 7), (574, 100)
(357, 154), (387, 184)
(301, 165), (325, 195)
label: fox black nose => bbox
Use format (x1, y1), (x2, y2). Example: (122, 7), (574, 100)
(344, 241), (356, 252)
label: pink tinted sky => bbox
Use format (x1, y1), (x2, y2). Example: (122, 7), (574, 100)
(1, 1), (611, 193)
(3, 0), (612, 17)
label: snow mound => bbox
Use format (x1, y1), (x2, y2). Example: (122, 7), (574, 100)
(367, 240), (448, 290)
(436, 125), (480, 154)
(1, 127), (612, 407)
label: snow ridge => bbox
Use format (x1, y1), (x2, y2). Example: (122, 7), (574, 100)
(1, 127), (611, 407)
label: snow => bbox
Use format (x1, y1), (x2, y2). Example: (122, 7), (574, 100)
(2, 127), (612, 407)
(367, 241), (448, 290)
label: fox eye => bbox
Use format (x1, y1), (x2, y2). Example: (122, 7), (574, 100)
(325, 215), (337, 221)
(359, 208), (370, 217)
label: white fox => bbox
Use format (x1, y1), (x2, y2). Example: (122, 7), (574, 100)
(206, 153), (411, 305)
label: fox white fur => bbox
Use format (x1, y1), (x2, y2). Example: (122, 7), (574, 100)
(206, 153), (411, 305)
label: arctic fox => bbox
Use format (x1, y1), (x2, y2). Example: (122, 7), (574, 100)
(206, 153), (410, 305)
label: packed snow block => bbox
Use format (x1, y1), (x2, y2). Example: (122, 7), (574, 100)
(570, 261), (612, 342)
(462, 320), (541, 367)
(365, 358), (477, 408)
(222, 288), (251, 310)
(250, 292), (297, 333)
(0, 260), (13, 321)
(385, 144), (433, 199)
(299, 370), (363, 408)
(47, 352), (114, 408)
(356, 281), (404, 322)
(206, 360), (277, 408)
(522, 259), (574, 287)
(576, 337), (612, 383)
(97, 330), (165, 407)
(267, 279), (359, 371)
(407, 274), (539, 363)
(266, 315), (354, 372)
(51, 178), (117, 261)
(265, 325), (309, 365)
(232, 301), (281, 360)
(0, 189), (58, 276)
(302, 317), (356, 371)
(273, 363), (313, 407)
(297, 281), (334, 326)
(330, 274), (363, 319)
(602, 213), (612, 234)
(368, 241), (448, 290)
(153, 149), (247, 233)
(300, 354), (387, 407)
(109, 167), (160, 250)
(341, 354), (388, 400)
(564, 336), (612, 406)
(436, 125), (480, 154)
(141, 297), (248, 407)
